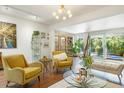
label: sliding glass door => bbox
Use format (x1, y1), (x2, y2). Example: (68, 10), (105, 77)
(89, 30), (124, 61)
(106, 34), (124, 60)
(90, 35), (104, 59)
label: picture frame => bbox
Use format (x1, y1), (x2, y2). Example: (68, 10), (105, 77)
(0, 21), (17, 49)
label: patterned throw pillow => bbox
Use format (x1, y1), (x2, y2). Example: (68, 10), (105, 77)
(53, 53), (67, 61)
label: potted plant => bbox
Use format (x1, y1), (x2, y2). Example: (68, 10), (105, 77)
(71, 39), (83, 57)
(81, 34), (93, 73)
(32, 31), (40, 36)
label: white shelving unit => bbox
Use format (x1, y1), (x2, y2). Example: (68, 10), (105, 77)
(31, 32), (49, 61)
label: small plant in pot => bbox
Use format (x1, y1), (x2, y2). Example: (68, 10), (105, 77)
(82, 56), (93, 69)
(32, 31), (40, 36)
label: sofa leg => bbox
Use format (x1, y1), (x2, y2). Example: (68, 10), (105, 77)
(38, 76), (40, 82)
(70, 67), (71, 70)
(117, 75), (121, 84)
(6, 81), (10, 87)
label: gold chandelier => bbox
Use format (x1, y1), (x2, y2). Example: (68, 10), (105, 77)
(52, 5), (72, 20)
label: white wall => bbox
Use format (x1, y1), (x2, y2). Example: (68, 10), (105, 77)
(88, 13), (124, 32)
(0, 14), (50, 62)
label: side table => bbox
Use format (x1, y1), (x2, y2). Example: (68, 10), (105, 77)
(39, 58), (52, 72)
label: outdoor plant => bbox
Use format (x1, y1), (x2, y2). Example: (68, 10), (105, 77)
(107, 36), (124, 56)
(90, 38), (103, 56)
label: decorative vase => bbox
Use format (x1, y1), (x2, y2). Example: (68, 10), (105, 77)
(79, 68), (87, 77)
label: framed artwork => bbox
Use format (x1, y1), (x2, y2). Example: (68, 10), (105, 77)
(0, 21), (16, 48)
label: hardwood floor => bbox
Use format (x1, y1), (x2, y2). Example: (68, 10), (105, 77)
(32, 70), (64, 88)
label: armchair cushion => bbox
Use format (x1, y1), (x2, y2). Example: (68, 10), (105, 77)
(5, 55), (27, 68)
(52, 51), (64, 55)
(24, 67), (41, 79)
(58, 61), (72, 67)
(53, 53), (67, 61)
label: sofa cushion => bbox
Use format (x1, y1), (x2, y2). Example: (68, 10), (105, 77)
(53, 53), (67, 61)
(58, 61), (72, 67)
(104, 63), (121, 71)
(92, 62), (105, 69)
(24, 67), (41, 79)
(92, 62), (123, 74)
(6, 55), (27, 68)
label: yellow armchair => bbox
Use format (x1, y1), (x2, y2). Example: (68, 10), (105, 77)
(2, 54), (44, 87)
(52, 51), (73, 72)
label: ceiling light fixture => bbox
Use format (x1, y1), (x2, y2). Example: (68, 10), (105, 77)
(52, 5), (72, 20)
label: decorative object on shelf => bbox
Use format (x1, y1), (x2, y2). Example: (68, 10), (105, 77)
(52, 5), (72, 20)
(0, 21), (16, 48)
(46, 33), (49, 40)
(44, 41), (49, 47)
(41, 32), (46, 39)
(32, 31), (40, 36)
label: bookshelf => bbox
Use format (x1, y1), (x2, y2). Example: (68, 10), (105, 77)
(55, 35), (73, 56)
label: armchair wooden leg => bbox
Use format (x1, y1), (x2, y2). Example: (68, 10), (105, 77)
(6, 81), (10, 87)
(70, 67), (71, 70)
(22, 84), (28, 88)
(56, 68), (58, 73)
(38, 76), (40, 82)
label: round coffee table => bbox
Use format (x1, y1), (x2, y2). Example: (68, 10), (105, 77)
(63, 70), (107, 88)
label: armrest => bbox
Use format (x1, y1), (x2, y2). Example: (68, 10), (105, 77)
(6, 67), (24, 83)
(29, 62), (44, 70)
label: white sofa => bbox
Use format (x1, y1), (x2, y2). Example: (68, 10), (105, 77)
(92, 62), (124, 84)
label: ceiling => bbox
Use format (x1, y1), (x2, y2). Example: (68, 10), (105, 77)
(0, 5), (106, 25)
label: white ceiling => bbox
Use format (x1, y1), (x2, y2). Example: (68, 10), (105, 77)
(58, 13), (124, 34)
(0, 5), (106, 25)
(1, 5), (124, 34)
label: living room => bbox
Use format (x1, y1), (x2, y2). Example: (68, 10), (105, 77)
(0, 1), (124, 92)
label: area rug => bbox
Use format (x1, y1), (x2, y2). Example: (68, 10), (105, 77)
(49, 78), (123, 88)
